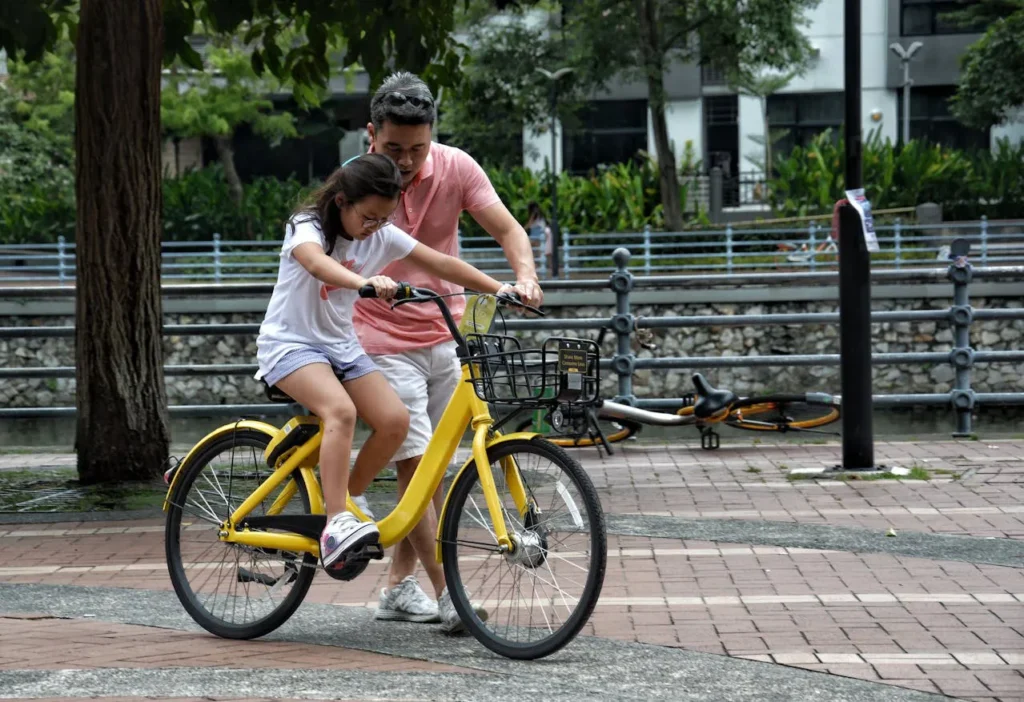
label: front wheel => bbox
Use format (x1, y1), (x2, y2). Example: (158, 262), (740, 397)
(440, 438), (607, 660)
(727, 394), (841, 432)
(514, 413), (642, 448)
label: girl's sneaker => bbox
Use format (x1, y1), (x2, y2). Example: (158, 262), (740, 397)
(351, 494), (375, 520)
(320, 512), (379, 570)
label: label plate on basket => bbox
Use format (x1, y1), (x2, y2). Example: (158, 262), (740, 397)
(557, 342), (589, 401)
(558, 347), (589, 374)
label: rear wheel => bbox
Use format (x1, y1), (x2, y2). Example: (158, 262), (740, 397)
(165, 428), (318, 640)
(727, 395), (840, 431)
(440, 438), (606, 660)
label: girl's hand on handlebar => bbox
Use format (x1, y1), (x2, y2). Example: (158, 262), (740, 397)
(364, 275), (399, 301)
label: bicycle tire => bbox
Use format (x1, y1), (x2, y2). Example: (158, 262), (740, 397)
(514, 415), (642, 447)
(165, 428), (318, 640)
(440, 437), (606, 660)
(727, 394), (840, 431)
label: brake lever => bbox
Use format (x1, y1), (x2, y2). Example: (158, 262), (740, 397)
(496, 292), (546, 317)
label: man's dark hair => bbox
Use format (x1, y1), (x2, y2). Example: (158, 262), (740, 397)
(370, 72), (436, 130)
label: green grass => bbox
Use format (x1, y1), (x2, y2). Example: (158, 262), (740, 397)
(0, 468), (167, 513)
(745, 466), (762, 474)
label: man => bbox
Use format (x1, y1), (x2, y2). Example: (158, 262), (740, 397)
(351, 72), (543, 633)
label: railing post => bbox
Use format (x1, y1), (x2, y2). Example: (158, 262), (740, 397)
(609, 248), (635, 404)
(643, 224), (652, 276)
(57, 236), (67, 284)
(979, 215), (988, 265)
(725, 224), (734, 274)
(562, 229), (571, 280)
(947, 238), (975, 438)
(213, 233), (222, 284)
(807, 222), (817, 271)
(893, 217), (902, 270)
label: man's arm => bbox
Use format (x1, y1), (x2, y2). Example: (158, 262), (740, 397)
(470, 202), (543, 306)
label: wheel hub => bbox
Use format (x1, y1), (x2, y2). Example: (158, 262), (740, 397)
(508, 529), (547, 568)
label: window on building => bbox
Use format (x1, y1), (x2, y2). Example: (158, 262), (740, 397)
(897, 85), (990, 150)
(766, 92), (844, 158)
(900, 1), (987, 36)
(563, 99), (648, 175)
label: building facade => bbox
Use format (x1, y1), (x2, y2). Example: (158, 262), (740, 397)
(524, 0), (1024, 178)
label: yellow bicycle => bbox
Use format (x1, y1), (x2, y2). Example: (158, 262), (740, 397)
(162, 286), (607, 660)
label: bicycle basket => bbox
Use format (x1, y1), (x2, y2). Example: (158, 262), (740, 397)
(465, 334), (600, 407)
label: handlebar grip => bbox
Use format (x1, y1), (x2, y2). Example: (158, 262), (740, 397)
(357, 282), (415, 300)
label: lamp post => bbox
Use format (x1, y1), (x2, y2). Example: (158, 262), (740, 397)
(536, 66), (573, 277)
(889, 41), (923, 145)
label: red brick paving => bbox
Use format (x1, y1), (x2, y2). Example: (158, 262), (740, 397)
(2, 438), (1023, 700)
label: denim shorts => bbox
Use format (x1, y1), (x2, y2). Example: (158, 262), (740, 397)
(263, 346), (379, 388)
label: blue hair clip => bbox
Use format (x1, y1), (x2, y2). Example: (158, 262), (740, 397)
(341, 155), (360, 167)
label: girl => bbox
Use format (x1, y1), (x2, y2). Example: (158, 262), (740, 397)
(255, 153), (511, 572)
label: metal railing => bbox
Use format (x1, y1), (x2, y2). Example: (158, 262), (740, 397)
(1, 244), (1022, 435)
(3, 218), (1020, 284)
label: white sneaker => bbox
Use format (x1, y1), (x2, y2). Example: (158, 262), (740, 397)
(375, 575), (440, 623)
(351, 494), (375, 520)
(438, 586), (489, 635)
(319, 511), (379, 570)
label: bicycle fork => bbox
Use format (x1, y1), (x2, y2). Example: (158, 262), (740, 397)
(469, 416), (533, 555)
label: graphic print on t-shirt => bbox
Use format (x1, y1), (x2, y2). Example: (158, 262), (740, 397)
(319, 257), (363, 300)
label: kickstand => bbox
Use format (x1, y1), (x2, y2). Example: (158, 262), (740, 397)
(587, 408), (614, 457)
(700, 427), (720, 451)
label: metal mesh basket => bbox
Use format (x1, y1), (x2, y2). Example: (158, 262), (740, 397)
(465, 334), (600, 408)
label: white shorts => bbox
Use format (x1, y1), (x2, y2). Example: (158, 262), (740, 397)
(371, 341), (460, 463)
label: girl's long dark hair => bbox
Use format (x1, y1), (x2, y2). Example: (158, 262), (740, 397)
(290, 153), (402, 255)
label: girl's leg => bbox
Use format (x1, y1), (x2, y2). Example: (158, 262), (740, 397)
(273, 363), (357, 517)
(343, 371), (410, 497)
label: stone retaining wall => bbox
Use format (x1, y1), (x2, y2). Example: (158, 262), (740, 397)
(1, 296), (1021, 408)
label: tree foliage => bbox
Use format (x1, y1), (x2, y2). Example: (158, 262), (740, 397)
(441, 9), (584, 168)
(561, 0), (819, 231)
(948, 0), (1024, 129)
(0, 0), (479, 483)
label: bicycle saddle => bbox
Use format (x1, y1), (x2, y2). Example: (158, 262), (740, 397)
(691, 373), (737, 419)
(262, 371), (348, 403)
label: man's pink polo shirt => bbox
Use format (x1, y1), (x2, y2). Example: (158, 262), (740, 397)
(353, 143), (501, 355)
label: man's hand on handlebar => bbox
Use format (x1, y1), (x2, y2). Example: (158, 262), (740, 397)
(511, 279), (543, 308)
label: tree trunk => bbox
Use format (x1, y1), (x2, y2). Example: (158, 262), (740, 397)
(634, 0), (683, 231)
(74, 0), (169, 484)
(215, 135), (244, 207)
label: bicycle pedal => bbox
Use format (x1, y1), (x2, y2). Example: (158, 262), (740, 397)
(700, 429), (720, 451)
(323, 540), (384, 582)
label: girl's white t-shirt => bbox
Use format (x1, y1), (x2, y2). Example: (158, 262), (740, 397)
(255, 216), (418, 380)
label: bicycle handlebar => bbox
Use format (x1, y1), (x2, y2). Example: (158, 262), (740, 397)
(357, 282), (540, 351)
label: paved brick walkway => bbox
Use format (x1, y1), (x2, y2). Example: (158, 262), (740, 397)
(0, 437), (1022, 701)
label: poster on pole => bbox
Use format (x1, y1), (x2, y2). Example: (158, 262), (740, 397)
(844, 188), (881, 252)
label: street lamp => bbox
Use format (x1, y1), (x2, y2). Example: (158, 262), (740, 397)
(889, 41), (923, 145)
(536, 66), (574, 277)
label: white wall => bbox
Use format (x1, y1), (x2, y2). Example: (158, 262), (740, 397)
(738, 95), (765, 174)
(523, 121), (563, 173)
(647, 99), (702, 168)
(737, 0), (896, 157)
(992, 115), (1024, 148)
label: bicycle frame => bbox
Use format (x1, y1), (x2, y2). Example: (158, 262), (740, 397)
(163, 294), (533, 561)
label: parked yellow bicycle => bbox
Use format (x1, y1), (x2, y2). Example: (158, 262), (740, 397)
(162, 286), (607, 660)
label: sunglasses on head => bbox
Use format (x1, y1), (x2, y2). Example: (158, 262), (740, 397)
(381, 91), (434, 109)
